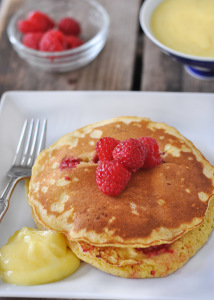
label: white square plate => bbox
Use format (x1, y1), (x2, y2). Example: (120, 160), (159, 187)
(0, 91), (214, 299)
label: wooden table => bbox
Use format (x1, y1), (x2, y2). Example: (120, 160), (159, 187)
(0, 1), (214, 300)
(1, 0), (214, 96)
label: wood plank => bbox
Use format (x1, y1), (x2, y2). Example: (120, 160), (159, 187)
(182, 70), (214, 92)
(141, 37), (183, 91)
(0, 0), (141, 97)
(0, 0), (21, 36)
(141, 36), (214, 92)
(76, 0), (141, 90)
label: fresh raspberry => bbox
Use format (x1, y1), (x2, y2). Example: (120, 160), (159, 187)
(95, 137), (120, 161)
(138, 137), (162, 169)
(66, 35), (83, 49)
(58, 17), (81, 36)
(17, 11), (55, 34)
(18, 20), (38, 34)
(22, 32), (44, 50)
(39, 29), (67, 52)
(27, 11), (55, 29)
(60, 156), (80, 170)
(96, 160), (131, 196)
(112, 138), (146, 172)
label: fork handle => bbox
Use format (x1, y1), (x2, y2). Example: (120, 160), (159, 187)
(0, 177), (20, 222)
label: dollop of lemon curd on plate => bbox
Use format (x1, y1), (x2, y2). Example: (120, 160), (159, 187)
(151, 0), (214, 57)
(0, 227), (80, 285)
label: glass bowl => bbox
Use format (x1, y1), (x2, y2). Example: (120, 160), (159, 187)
(7, 0), (110, 72)
(140, 0), (214, 80)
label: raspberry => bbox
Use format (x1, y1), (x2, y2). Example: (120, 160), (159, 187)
(95, 137), (120, 161)
(58, 17), (81, 36)
(138, 137), (162, 169)
(66, 35), (83, 49)
(96, 160), (131, 196)
(18, 20), (37, 34)
(22, 32), (44, 50)
(60, 156), (80, 170)
(39, 29), (67, 52)
(17, 11), (55, 34)
(112, 138), (146, 172)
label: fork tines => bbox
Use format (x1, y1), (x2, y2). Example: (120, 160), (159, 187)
(13, 119), (47, 167)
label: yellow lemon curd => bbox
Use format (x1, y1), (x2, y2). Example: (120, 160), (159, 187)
(0, 227), (80, 285)
(151, 0), (214, 57)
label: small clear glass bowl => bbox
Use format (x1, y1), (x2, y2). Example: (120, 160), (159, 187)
(7, 0), (110, 72)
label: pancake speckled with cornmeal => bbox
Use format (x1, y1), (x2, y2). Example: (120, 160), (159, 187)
(27, 116), (214, 278)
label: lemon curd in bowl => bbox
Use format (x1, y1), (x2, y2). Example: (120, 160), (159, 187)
(151, 0), (214, 58)
(140, 0), (214, 79)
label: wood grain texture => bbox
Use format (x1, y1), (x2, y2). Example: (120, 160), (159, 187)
(141, 37), (214, 92)
(182, 71), (214, 92)
(141, 37), (182, 91)
(0, 0), (141, 96)
(0, 0), (21, 36)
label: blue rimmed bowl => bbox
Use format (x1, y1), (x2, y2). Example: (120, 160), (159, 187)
(139, 0), (214, 80)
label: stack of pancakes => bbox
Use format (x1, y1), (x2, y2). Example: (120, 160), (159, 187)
(27, 117), (214, 278)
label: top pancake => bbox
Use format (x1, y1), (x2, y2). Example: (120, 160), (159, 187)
(28, 117), (214, 247)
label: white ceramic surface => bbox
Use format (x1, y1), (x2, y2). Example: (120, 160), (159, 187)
(0, 91), (214, 299)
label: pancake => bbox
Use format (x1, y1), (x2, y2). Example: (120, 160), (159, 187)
(70, 193), (214, 278)
(27, 116), (214, 277)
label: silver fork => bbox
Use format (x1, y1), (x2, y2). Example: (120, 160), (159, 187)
(0, 119), (47, 222)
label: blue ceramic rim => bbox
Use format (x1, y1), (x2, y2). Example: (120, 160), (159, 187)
(167, 52), (214, 70)
(185, 66), (214, 80)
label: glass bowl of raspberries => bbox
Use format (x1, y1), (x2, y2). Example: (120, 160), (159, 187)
(7, 0), (109, 72)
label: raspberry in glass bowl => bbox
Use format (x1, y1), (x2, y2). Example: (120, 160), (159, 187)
(7, 0), (109, 72)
